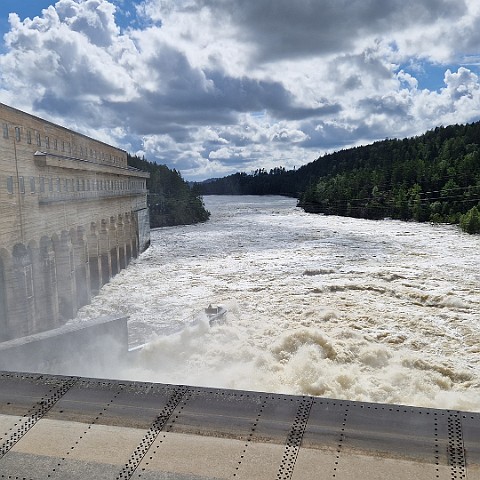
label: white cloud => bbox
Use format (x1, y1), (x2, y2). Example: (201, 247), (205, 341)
(0, 0), (479, 180)
(410, 67), (480, 127)
(444, 67), (479, 99)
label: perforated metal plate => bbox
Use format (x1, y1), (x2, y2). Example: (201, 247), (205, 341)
(276, 396), (313, 480)
(0, 373), (78, 458)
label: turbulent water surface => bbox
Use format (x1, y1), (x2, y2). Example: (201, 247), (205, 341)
(78, 195), (480, 411)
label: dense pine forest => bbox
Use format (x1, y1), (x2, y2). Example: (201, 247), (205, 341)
(197, 122), (480, 233)
(127, 154), (210, 228)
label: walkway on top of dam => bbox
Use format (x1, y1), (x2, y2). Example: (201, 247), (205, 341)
(0, 371), (478, 479)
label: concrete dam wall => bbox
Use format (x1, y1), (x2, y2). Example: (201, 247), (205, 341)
(0, 103), (150, 341)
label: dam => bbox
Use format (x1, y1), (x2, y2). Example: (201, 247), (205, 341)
(0, 102), (149, 341)
(0, 109), (478, 479)
(0, 316), (477, 479)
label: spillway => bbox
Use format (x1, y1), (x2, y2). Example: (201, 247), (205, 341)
(0, 371), (478, 479)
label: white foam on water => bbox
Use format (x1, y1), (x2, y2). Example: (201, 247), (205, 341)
(76, 195), (480, 411)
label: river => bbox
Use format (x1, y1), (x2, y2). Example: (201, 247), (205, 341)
(77, 195), (480, 412)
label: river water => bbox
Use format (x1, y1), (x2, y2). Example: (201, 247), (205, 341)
(77, 195), (480, 412)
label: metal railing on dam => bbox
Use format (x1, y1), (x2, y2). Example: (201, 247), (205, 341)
(0, 371), (478, 479)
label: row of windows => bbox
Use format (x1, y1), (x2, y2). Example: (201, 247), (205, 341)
(6, 175), (146, 195)
(2, 122), (125, 167)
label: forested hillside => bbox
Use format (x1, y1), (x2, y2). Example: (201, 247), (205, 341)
(128, 155), (210, 228)
(197, 122), (480, 233)
(298, 123), (480, 232)
(198, 167), (299, 197)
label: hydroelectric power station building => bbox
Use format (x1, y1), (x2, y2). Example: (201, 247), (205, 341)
(0, 103), (150, 341)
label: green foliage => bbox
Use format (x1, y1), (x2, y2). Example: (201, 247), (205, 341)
(198, 168), (299, 196)
(297, 124), (480, 226)
(127, 154), (210, 228)
(460, 206), (480, 234)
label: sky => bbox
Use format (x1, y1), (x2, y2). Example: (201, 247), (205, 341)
(0, 1), (480, 181)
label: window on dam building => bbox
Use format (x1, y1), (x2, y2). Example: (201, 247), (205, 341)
(1, 122), (128, 169)
(7, 177), (13, 195)
(3, 174), (146, 200)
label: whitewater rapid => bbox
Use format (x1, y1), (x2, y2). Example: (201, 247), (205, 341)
(77, 195), (480, 412)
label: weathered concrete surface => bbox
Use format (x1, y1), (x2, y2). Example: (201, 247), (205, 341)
(0, 372), (478, 479)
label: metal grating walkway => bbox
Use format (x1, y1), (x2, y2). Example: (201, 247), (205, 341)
(0, 372), (478, 479)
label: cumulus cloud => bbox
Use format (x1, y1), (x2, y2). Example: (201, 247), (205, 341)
(0, 0), (479, 180)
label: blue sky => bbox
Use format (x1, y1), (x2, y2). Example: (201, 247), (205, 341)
(0, 1), (48, 45)
(0, 1), (51, 22)
(0, 0), (479, 181)
(403, 63), (457, 91)
(0, 0), (134, 41)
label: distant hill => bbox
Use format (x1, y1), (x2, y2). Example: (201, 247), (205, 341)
(197, 167), (299, 196)
(196, 122), (480, 233)
(128, 154), (210, 228)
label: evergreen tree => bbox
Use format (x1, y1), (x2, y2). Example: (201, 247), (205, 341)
(127, 154), (210, 228)
(460, 206), (480, 234)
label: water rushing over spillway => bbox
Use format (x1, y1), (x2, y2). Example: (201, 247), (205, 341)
(77, 195), (480, 412)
